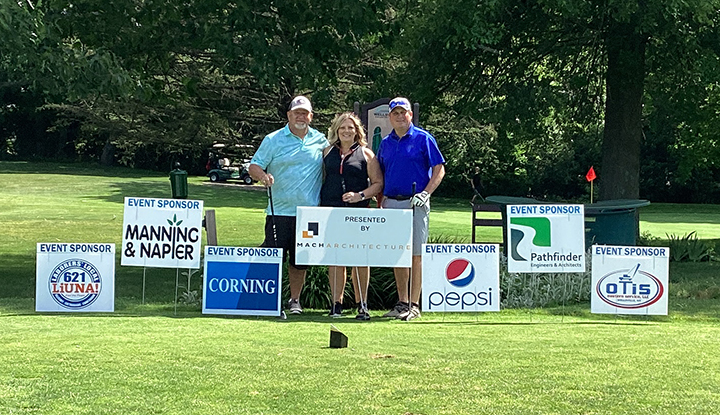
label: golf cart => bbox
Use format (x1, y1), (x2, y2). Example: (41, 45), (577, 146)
(206, 143), (255, 184)
(207, 159), (253, 184)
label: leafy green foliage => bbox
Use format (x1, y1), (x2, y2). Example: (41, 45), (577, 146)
(500, 252), (592, 308)
(667, 231), (714, 263)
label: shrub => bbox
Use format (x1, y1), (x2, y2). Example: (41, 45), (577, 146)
(666, 231), (712, 262)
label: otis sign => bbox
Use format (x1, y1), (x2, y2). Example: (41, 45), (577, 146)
(36, 243), (115, 312)
(421, 244), (500, 313)
(591, 245), (669, 315)
(507, 204), (585, 273)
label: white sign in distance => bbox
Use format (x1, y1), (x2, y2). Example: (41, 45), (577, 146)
(36, 243), (115, 312)
(121, 197), (204, 269)
(421, 244), (500, 313)
(202, 246), (283, 316)
(592, 245), (669, 315)
(507, 204), (586, 273)
(295, 206), (412, 267)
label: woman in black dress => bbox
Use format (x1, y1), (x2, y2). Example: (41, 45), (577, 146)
(320, 112), (383, 320)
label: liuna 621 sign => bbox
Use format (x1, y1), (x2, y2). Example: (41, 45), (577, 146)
(36, 243), (115, 312)
(121, 197), (204, 269)
(202, 246), (283, 316)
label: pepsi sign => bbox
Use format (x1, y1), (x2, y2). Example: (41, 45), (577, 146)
(422, 244), (500, 313)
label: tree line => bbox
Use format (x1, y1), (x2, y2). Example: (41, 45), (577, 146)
(2, 0), (719, 202)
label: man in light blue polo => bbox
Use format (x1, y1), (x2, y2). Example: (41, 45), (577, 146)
(378, 97), (445, 321)
(248, 96), (328, 314)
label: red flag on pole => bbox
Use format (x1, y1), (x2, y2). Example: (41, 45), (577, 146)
(585, 166), (597, 182)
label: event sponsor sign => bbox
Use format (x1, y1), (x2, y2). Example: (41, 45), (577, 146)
(592, 245), (669, 315)
(421, 244), (500, 312)
(121, 197), (204, 269)
(507, 204), (585, 273)
(295, 206), (413, 267)
(202, 246), (283, 316)
(36, 243), (115, 312)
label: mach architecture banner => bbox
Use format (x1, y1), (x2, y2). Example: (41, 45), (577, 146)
(295, 206), (412, 267)
(507, 204), (585, 273)
(36, 243), (115, 312)
(202, 246), (283, 316)
(121, 197), (204, 269)
(592, 245), (669, 315)
(422, 244), (500, 312)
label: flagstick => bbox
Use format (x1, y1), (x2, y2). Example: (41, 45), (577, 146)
(590, 180), (594, 204)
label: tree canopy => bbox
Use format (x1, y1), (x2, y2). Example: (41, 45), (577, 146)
(2, 0), (719, 202)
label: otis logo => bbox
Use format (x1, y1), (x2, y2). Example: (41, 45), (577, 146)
(48, 259), (102, 309)
(446, 259), (474, 287)
(302, 222), (319, 238)
(596, 264), (664, 309)
(509, 217), (551, 261)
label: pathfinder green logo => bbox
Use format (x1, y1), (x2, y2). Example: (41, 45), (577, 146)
(510, 217), (551, 261)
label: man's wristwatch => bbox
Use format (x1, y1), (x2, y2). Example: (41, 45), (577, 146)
(359, 192), (366, 201)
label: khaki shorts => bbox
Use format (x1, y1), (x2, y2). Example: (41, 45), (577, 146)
(381, 198), (429, 256)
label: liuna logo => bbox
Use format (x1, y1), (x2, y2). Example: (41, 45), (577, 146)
(596, 264), (664, 309)
(445, 259), (474, 287)
(509, 217), (551, 261)
(49, 259), (102, 309)
(302, 222), (319, 238)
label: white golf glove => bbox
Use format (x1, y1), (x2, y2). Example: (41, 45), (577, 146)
(412, 191), (430, 208)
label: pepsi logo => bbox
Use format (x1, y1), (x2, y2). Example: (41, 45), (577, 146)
(445, 259), (474, 287)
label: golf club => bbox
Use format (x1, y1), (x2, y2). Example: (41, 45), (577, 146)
(405, 182), (417, 320)
(267, 186), (281, 318)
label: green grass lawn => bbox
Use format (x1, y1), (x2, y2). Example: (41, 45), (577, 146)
(2, 161), (720, 414)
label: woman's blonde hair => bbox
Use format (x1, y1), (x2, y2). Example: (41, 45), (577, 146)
(327, 112), (367, 148)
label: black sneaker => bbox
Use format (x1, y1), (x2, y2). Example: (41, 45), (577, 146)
(329, 302), (343, 318)
(355, 302), (371, 321)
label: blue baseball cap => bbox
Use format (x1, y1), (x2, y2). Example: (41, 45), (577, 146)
(389, 97), (411, 112)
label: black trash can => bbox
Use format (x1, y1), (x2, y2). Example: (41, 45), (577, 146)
(169, 164), (188, 199)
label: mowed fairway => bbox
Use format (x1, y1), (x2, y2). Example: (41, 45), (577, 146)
(1, 161), (720, 414)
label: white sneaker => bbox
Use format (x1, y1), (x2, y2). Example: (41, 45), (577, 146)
(383, 302), (409, 318)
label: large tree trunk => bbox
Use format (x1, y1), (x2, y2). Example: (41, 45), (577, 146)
(599, 23), (647, 200)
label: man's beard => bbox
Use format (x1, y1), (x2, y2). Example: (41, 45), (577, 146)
(293, 122), (308, 131)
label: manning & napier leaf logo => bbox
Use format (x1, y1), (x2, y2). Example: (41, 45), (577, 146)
(509, 217), (551, 261)
(445, 259), (474, 287)
(596, 263), (664, 309)
(302, 222), (319, 238)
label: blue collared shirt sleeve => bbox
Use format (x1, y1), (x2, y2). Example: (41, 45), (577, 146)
(250, 134), (273, 169)
(426, 134), (445, 167)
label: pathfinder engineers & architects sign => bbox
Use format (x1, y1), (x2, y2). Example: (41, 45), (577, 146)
(592, 245), (669, 315)
(295, 206), (412, 267)
(507, 204), (585, 273)
(121, 197), (204, 269)
(36, 243), (115, 312)
(202, 246), (283, 316)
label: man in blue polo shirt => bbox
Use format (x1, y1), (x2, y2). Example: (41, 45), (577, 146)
(378, 97), (445, 321)
(248, 95), (329, 314)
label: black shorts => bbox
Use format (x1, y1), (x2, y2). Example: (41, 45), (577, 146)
(261, 215), (307, 270)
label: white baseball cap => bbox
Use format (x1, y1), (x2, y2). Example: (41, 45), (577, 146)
(389, 97), (411, 112)
(289, 95), (313, 112)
